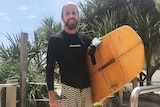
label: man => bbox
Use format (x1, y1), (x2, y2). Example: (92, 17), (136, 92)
(46, 2), (97, 107)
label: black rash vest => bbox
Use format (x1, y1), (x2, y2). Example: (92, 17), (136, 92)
(46, 30), (91, 90)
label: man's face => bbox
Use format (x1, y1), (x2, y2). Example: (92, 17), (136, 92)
(62, 5), (79, 30)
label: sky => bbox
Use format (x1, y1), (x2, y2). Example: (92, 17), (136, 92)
(0, 0), (85, 46)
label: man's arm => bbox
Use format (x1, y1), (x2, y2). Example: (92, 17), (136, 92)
(46, 37), (60, 107)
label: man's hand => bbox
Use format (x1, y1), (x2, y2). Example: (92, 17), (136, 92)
(48, 90), (60, 107)
(91, 37), (102, 47)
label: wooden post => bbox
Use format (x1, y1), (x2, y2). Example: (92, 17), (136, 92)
(19, 32), (28, 107)
(118, 89), (123, 107)
(6, 79), (18, 107)
(133, 77), (138, 88)
(0, 87), (2, 107)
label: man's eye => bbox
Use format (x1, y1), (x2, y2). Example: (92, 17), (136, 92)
(72, 12), (76, 15)
(65, 11), (77, 16)
(66, 12), (70, 16)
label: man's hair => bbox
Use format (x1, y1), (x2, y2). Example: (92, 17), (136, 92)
(61, 2), (79, 17)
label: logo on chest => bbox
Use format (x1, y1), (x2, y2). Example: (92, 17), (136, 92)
(69, 44), (81, 48)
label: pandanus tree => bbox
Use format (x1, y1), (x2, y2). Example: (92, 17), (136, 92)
(79, 0), (160, 86)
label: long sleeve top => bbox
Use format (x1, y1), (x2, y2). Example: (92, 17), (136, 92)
(46, 30), (91, 90)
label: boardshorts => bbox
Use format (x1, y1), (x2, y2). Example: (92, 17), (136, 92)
(60, 83), (92, 107)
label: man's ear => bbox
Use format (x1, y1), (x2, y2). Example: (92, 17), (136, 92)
(78, 13), (79, 19)
(61, 15), (64, 22)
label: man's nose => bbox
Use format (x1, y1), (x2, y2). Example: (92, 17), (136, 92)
(68, 13), (75, 18)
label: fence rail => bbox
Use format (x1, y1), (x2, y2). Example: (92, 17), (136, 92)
(28, 82), (61, 102)
(0, 80), (62, 107)
(130, 85), (160, 107)
(0, 80), (18, 107)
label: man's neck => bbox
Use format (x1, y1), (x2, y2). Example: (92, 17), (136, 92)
(64, 27), (77, 34)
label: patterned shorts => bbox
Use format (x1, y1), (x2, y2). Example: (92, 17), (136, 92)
(59, 84), (92, 107)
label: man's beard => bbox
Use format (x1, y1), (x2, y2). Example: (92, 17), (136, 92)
(64, 19), (78, 30)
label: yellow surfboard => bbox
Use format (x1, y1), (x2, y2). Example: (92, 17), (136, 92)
(87, 25), (144, 104)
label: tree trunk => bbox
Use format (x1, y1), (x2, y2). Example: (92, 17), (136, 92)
(145, 49), (152, 85)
